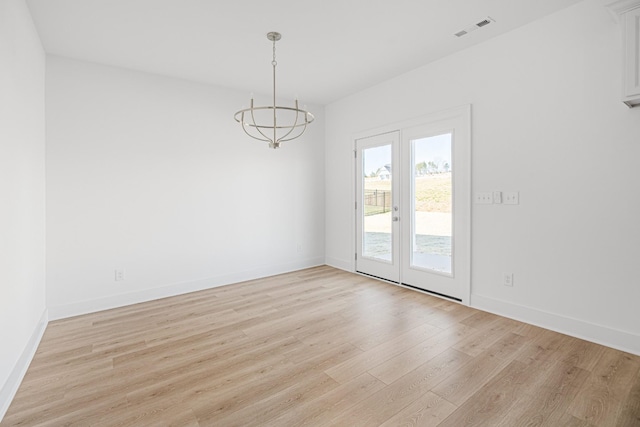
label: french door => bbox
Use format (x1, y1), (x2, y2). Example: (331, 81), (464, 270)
(355, 131), (401, 281)
(355, 107), (470, 303)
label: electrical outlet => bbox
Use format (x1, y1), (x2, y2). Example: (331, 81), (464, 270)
(475, 192), (493, 204)
(115, 269), (124, 281)
(504, 191), (519, 205)
(503, 272), (513, 287)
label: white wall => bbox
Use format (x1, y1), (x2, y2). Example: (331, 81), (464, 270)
(46, 56), (325, 318)
(0, 0), (47, 415)
(326, 0), (640, 354)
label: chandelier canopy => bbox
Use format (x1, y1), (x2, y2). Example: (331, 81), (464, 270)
(234, 32), (314, 149)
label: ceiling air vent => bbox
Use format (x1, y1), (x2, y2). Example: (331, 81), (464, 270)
(454, 17), (495, 37)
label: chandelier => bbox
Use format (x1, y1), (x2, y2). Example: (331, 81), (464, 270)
(234, 32), (314, 149)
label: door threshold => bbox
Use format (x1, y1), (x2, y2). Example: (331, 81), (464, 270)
(399, 282), (461, 302)
(356, 270), (399, 284)
(355, 270), (461, 303)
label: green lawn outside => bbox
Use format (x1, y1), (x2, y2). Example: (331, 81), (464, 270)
(364, 173), (451, 213)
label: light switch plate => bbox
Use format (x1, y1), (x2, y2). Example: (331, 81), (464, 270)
(504, 191), (519, 205)
(493, 191), (502, 204)
(475, 192), (493, 204)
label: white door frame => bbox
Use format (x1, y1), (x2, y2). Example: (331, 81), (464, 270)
(352, 105), (471, 305)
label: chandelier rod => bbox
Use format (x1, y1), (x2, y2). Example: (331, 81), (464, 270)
(272, 33), (277, 146)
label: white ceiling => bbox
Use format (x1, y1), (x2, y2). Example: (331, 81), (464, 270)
(26, 0), (583, 105)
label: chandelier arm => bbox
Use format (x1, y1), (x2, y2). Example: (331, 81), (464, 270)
(241, 121), (271, 143)
(239, 110), (272, 143)
(275, 101), (301, 143)
(249, 100), (276, 144)
(279, 109), (314, 142)
(279, 121), (309, 143)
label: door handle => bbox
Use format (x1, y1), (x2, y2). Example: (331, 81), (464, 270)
(393, 216), (399, 222)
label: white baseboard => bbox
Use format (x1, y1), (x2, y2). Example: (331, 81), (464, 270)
(325, 256), (353, 272)
(471, 294), (640, 356)
(0, 309), (48, 422)
(48, 257), (326, 321)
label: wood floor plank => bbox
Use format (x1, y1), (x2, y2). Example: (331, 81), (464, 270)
(324, 323), (442, 384)
(567, 347), (640, 427)
(554, 413), (597, 427)
(619, 367), (640, 427)
(368, 324), (476, 385)
(451, 317), (520, 357)
(431, 332), (528, 406)
(511, 321), (547, 339)
(93, 406), (201, 427)
(422, 304), (477, 330)
(516, 327), (574, 367)
(436, 360), (544, 427)
(378, 391), (457, 427)
(301, 310), (400, 348)
(459, 310), (502, 329)
(188, 342), (359, 425)
(267, 373), (386, 426)
(559, 338), (609, 373)
(326, 348), (472, 427)
(350, 314), (431, 352)
(123, 335), (306, 406)
(198, 372), (338, 427)
(2, 266), (639, 427)
(494, 360), (590, 427)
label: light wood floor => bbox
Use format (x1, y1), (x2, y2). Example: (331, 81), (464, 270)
(3, 266), (639, 426)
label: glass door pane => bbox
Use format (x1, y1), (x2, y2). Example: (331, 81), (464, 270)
(363, 145), (393, 262)
(400, 107), (470, 303)
(411, 133), (452, 274)
(355, 131), (400, 283)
